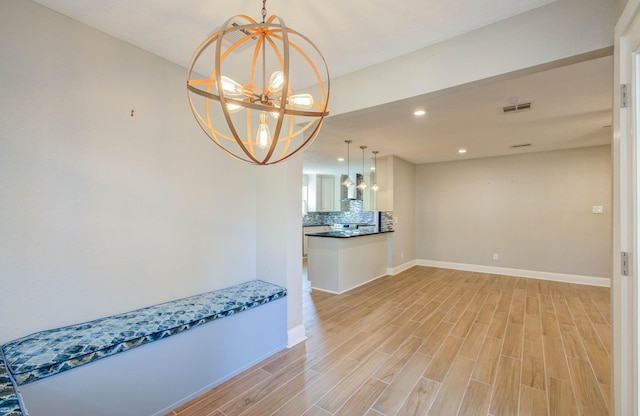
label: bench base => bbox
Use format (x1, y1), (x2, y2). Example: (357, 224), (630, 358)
(19, 297), (287, 416)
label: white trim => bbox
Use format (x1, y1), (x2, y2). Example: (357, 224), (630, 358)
(387, 259), (417, 276)
(310, 272), (387, 295)
(417, 259), (611, 287)
(614, 1), (640, 413)
(287, 324), (307, 348)
(310, 286), (340, 295)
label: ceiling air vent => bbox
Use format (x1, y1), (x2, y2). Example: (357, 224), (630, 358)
(221, 19), (258, 53)
(502, 102), (532, 114)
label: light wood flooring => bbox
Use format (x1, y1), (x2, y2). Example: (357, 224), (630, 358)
(167, 266), (611, 416)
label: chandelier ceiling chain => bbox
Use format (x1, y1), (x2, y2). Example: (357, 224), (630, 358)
(186, 0), (330, 165)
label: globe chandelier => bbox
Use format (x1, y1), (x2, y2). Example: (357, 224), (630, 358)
(186, 0), (330, 165)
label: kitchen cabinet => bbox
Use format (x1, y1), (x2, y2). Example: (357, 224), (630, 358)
(304, 174), (339, 212)
(316, 175), (336, 211)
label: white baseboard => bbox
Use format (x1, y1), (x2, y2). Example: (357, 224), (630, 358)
(287, 324), (307, 348)
(311, 272), (388, 295)
(417, 259), (611, 287)
(310, 286), (340, 294)
(388, 259), (417, 276)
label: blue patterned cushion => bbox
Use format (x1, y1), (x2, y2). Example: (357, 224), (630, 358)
(0, 353), (28, 416)
(2, 280), (286, 386)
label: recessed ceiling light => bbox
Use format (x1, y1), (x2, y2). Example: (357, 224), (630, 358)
(337, 157), (344, 162)
(414, 109), (426, 116)
(458, 148), (467, 154)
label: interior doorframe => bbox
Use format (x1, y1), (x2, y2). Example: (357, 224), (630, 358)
(613, 1), (640, 414)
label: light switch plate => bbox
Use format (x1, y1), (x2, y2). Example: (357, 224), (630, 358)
(592, 205), (604, 214)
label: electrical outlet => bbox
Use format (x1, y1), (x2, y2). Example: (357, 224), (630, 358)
(493, 253), (499, 261)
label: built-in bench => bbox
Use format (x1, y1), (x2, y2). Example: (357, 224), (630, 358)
(0, 356), (27, 416)
(1, 280), (287, 416)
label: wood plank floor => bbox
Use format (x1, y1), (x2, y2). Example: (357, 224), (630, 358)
(167, 266), (611, 416)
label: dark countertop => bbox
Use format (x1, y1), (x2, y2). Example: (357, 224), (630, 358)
(306, 230), (393, 238)
(303, 223), (374, 227)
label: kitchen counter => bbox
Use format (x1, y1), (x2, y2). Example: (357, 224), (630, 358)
(303, 223), (374, 228)
(307, 232), (389, 293)
(305, 229), (393, 238)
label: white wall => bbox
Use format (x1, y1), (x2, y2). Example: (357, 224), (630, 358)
(415, 146), (612, 279)
(374, 156), (393, 212)
(0, 1), (299, 343)
(255, 158), (304, 340)
(617, 0), (630, 17)
(389, 157), (416, 269)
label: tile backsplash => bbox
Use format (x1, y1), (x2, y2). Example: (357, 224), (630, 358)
(303, 199), (394, 232)
(378, 211), (395, 232)
(303, 199), (372, 226)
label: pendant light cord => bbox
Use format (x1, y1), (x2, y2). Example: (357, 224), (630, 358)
(347, 143), (350, 177)
(343, 139), (353, 187)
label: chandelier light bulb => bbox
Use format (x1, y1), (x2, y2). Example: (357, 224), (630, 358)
(256, 112), (272, 149)
(289, 94), (314, 109)
(219, 76), (246, 97)
(268, 71), (285, 93)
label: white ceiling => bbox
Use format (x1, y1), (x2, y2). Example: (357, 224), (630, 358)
(32, 0), (557, 80)
(32, 0), (612, 175)
(305, 55), (613, 175)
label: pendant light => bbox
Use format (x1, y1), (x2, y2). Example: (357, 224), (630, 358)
(371, 151), (380, 191)
(342, 140), (354, 187)
(357, 146), (368, 190)
(186, 0), (330, 165)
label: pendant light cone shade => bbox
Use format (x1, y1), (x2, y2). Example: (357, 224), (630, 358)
(186, 1), (330, 165)
(357, 146), (367, 190)
(371, 150), (380, 191)
(342, 140), (353, 187)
